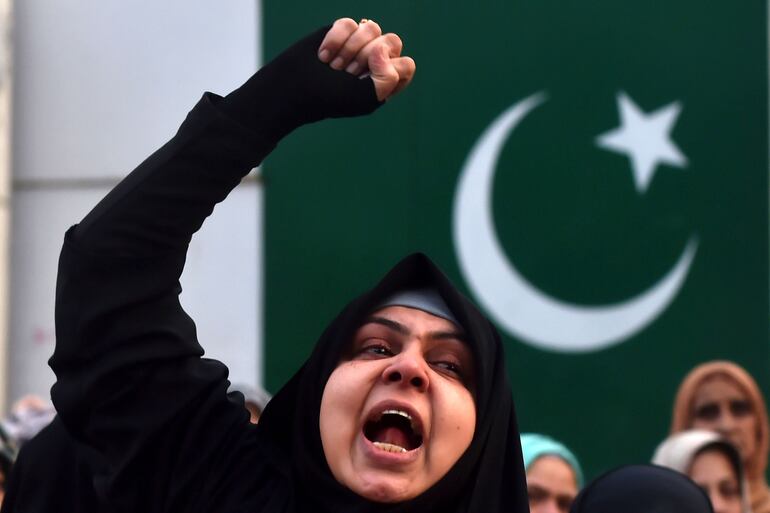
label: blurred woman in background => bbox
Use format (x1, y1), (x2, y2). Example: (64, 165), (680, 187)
(670, 361), (770, 513)
(653, 429), (750, 513)
(521, 433), (583, 513)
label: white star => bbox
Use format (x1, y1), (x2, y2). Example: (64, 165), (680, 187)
(596, 92), (688, 193)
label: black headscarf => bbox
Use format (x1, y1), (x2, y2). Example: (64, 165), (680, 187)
(569, 464), (714, 513)
(256, 253), (530, 512)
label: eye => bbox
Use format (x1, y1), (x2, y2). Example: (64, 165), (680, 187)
(431, 360), (464, 377)
(694, 403), (720, 421)
(719, 480), (741, 498)
(366, 345), (392, 356)
(556, 496), (574, 513)
(353, 340), (394, 360)
(527, 486), (547, 504)
(730, 399), (752, 417)
(426, 343), (475, 391)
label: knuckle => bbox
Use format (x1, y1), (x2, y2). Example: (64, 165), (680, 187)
(335, 18), (359, 32)
(335, 47), (355, 61)
(391, 57), (415, 80)
(385, 67), (400, 83)
(404, 57), (416, 75)
(385, 33), (403, 53)
(363, 20), (382, 37)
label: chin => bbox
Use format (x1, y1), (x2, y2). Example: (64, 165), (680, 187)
(354, 476), (417, 503)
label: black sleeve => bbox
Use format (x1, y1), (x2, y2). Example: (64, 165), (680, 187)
(48, 26), (381, 513)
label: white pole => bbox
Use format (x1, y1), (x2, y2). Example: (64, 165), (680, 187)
(0, 0), (14, 415)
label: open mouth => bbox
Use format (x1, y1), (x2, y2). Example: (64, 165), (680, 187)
(363, 408), (424, 453)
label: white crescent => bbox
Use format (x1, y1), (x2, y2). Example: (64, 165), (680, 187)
(452, 92), (697, 352)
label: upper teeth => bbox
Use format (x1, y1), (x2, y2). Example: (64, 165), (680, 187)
(382, 409), (412, 421)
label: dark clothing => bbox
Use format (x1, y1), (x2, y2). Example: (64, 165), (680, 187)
(0, 418), (105, 513)
(570, 465), (714, 513)
(50, 26), (530, 513)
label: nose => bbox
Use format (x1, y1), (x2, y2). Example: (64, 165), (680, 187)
(534, 499), (561, 513)
(382, 351), (429, 392)
(709, 490), (727, 513)
(715, 408), (738, 434)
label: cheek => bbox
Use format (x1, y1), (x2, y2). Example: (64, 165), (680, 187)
(320, 366), (359, 435)
(319, 364), (376, 463)
(740, 416), (760, 444)
(691, 418), (717, 431)
(457, 394), (476, 445)
(433, 385), (476, 452)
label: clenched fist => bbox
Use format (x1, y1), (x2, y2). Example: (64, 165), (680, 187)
(318, 18), (416, 102)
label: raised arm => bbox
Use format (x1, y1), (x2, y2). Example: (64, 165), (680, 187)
(66, 20), (413, 257)
(49, 20), (414, 512)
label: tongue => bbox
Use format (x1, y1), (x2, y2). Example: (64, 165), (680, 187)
(374, 426), (410, 449)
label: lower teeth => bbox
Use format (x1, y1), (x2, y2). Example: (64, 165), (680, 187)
(373, 441), (407, 453)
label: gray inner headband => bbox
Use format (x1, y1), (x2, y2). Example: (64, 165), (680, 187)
(375, 288), (459, 326)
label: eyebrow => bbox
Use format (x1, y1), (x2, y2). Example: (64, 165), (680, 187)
(364, 315), (467, 342)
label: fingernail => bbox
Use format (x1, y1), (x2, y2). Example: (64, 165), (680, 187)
(345, 61), (359, 75)
(330, 57), (344, 70)
(318, 49), (330, 62)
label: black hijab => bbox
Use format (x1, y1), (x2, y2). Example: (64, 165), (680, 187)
(569, 464), (714, 513)
(255, 253), (529, 512)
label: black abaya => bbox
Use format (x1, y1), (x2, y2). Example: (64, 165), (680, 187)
(0, 418), (106, 513)
(49, 26), (530, 513)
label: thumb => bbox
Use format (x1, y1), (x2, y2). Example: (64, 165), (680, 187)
(368, 44), (399, 101)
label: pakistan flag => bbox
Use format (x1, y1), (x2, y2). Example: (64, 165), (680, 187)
(262, 2), (768, 478)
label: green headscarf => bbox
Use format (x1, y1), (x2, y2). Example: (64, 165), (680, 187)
(521, 433), (584, 488)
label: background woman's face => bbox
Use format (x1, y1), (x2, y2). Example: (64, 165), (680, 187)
(319, 306), (476, 503)
(691, 376), (757, 463)
(689, 449), (742, 513)
(526, 455), (578, 513)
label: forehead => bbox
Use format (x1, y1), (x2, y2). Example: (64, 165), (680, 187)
(527, 455), (578, 491)
(364, 305), (463, 333)
(690, 449), (736, 479)
(693, 375), (748, 404)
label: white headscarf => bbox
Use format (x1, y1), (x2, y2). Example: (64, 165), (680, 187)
(652, 430), (751, 513)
